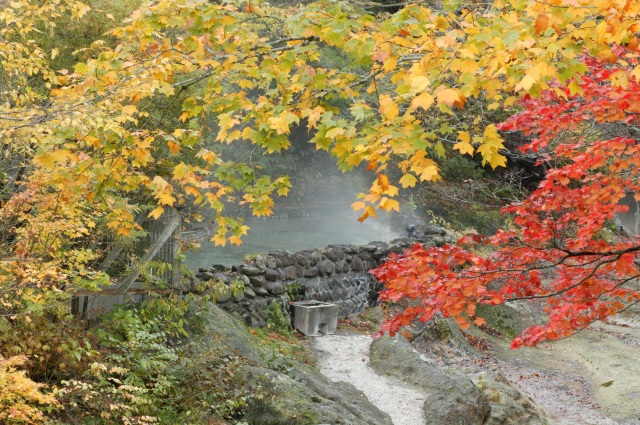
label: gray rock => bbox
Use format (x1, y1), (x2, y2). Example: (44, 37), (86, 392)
(359, 251), (372, 260)
(241, 265), (263, 276)
(265, 281), (285, 295)
(284, 265), (297, 280)
(308, 252), (320, 266)
(324, 248), (340, 261)
(223, 301), (243, 314)
(202, 271), (214, 280)
(365, 259), (378, 270)
(245, 362), (394, 425)
(248, 275), (265, 287)
(256, 255), (277, 270)
(213, 272), (229, 284)
(254, 287), (269, 296)
(244, 287), (256, 298)
(295, 253), (311, 267)
(304, 266), (319, 277)
(324, 260), (334, 275)
(370, 335), (490, 425)
(282, 253), (296, 266)
(470, 371), (548, 425)
(214, 290), (232, 304)
(351, 257), (365, 271)
(317, 260), (327, 276)
(264, 268), (280, 281)
(233, 291), (245, 302)
(249, 298), (269, 327)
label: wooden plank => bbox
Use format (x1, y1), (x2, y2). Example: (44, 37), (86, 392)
(71, 287), (178, 296)
(115, 213), (181, 295)
(98, 212), (147, 272)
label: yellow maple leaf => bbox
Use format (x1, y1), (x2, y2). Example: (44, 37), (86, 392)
(184, 186), (200, 197)
(148, 206), (164, 219)
(380, 197), (400, 212)
(488, 152), (507, 169)
(410, 92), (434, 111)
(383, 56), (398, 72)
(157, 190), (175, 206)
(358, 205), (378, 222)
(173, 162), (189, 179)
(352, 201), (366, 211)
(436, 88), (461, 107)
(229, 235), (243, 246)
(379, 96), (399, 120)
(419, 165), (440, 182)
(399, 174), (417, 188)
(268, 116), (289, 135)
(167, 140), (181, 154)
(453, 141), (474, 156)
(212, 234), (227, 246)
(410, 76), (430, 92)
(514, 75), (536, 92)
(326, 127), (345, 138)
(458, 131), (471, 144)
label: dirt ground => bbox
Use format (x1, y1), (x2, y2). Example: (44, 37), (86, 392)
(313, 333), (427, 425)
(313, 306), (640, 425)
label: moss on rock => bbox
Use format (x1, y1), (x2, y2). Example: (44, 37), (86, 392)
(370, 335), (490, 425)
(192, 303), (392, 425)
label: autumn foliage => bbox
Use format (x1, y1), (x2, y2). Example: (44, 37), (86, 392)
(375, 48), (640, 348)
(0, 356), (58, 424)
(3, 0), (640, 420)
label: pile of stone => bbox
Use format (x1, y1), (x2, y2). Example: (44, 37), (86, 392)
(190, 232), (455, 328)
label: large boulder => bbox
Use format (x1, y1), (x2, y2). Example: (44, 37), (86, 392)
(370, 335), (490, 425)
(408, 314), (549, 425)
(470, 371), (548, 425)
(194, 303), (393, 425)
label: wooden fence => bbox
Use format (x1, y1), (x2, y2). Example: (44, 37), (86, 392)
(71, 207), (182, 318)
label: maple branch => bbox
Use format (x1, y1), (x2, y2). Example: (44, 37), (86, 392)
(507, 255), (634, 301)
(175, 36), (321, 89)
(557, 244), (640, 259)
(533, 0), (597, 9)
(361, 2), (414, 9)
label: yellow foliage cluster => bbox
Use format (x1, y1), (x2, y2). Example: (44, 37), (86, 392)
(3, 0), (638, 245)
(0, 356), (58, 424)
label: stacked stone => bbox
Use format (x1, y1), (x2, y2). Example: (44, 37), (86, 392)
(192, 232), (454, 328)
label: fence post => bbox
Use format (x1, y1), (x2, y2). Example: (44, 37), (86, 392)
(115, 211), (181, 295)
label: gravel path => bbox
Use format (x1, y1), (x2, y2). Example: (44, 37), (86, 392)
(313, 334), (426, 425)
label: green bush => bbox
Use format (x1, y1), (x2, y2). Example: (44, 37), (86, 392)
(267, 301), (290, 332)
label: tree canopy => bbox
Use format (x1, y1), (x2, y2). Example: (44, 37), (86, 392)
(375, 47), (640, 347)
(4, 0), (638, 296)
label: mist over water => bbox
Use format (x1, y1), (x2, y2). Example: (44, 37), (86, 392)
(618, 193), (640, 235)
(186, 209), (401, 269)
(184, 123), (408, 269)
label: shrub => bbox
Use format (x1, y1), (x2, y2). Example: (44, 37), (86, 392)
(0, 356), (58, 424)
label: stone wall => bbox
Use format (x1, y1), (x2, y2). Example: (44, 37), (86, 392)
(191, 227), (454, 327)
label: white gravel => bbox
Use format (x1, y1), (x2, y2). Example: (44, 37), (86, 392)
(313, 334), (426, 425)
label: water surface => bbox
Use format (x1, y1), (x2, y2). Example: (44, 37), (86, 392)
(186, 210), (399, 269)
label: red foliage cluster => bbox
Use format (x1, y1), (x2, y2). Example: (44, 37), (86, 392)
(374, 48), (640, 348)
